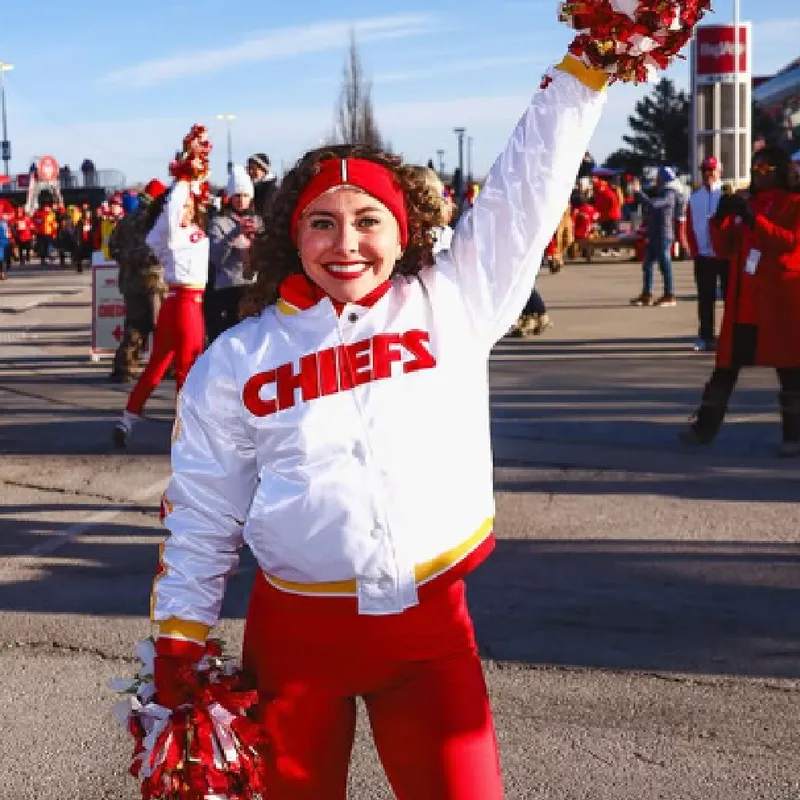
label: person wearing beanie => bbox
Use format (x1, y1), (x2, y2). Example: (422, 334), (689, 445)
(246, 151), (278, 217)
(629, 165), (682, 307)
(204, 164), (263, 343)
(108, 178), (170, 383)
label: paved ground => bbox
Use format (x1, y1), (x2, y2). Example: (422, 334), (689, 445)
(0, 258), (798, 799)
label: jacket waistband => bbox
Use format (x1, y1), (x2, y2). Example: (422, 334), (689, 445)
(263, 518), (494, 600)
(166, 284), (205, 298)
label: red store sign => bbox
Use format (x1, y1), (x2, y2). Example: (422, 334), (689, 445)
(695, 25), (748, 77)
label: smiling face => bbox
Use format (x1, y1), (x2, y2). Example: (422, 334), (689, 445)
(296, 187), (402, 303)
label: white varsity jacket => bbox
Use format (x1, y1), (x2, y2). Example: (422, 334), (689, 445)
(145, 179), (209, 288)
(153, 57), (608, 642)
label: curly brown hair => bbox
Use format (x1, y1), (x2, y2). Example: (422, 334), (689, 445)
(247, 144), (446, 312)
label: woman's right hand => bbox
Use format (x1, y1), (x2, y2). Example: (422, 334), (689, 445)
(153, 637), (205, 710)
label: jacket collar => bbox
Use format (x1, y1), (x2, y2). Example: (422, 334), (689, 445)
(277, 273), (391, 317)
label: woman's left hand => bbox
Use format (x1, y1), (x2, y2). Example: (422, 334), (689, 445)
(728, 194), (755, 227)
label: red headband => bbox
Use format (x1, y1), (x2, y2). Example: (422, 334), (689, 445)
(290, 158), (409, 248)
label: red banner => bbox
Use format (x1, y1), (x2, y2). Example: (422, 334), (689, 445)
(695, 25), (748, 76)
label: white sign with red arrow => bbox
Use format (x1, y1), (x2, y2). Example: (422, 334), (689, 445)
(90, 261), (125, 361)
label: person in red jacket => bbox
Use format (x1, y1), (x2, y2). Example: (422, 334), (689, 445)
(680, 146), (800, 456)
(572, 194), (599, 240)
(12, 207), (33, 264)
(592, 176), (622, 235)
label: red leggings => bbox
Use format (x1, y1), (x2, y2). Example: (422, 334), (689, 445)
(125, 287), (205, 415)
(242, 574), (503, 800)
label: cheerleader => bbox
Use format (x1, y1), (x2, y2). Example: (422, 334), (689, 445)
(149, 6), (710, 797)
(113, 125), (212, 448)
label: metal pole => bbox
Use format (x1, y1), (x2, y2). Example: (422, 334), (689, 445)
(226, 119), (233, 176)
(453, 128), (465, 200)
(217, 114), (235, 176)
(467, 136), (473, 183)
(733, 0), (741, 187)
(0, 68), (8, 177)
(436, 149), (445, 176)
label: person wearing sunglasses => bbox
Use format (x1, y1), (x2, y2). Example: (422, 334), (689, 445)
(680, 146), (800, 456)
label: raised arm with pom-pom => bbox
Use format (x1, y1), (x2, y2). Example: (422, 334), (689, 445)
(558, 0), (713, 84)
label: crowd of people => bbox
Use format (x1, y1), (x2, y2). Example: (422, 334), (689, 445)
(3, 134), (799, 459)
(2, 130), (798, 459)
(0, 192), (137, 279)
(501, 162), (695, 337)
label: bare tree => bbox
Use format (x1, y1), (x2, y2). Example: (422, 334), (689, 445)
(333, 31), (387, 150)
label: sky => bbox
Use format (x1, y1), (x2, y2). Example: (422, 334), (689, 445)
(1, 0), (798, 185)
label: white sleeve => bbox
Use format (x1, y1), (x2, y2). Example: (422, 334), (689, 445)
(151, 340), (258, 637)
(145, 180), (191, 257)
(166, 180), (191, 250)
(442, 58), (607, 347)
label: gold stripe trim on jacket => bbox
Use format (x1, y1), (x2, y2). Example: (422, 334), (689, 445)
(277, 299), (300, 316)
(157, 617), (211, 644)
(264, 517), (494, 596)
(555, 55), (608, 92)
(414, 516), (493, 585)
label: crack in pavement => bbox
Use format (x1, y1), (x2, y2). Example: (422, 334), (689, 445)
(0, 383), (105, 410)
(632, 751), (667, 768)
(0, 477), (157, 511)
(0, 639), (138, 663)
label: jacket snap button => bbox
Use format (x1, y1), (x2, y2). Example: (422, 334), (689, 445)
(348, 312), (359, 323)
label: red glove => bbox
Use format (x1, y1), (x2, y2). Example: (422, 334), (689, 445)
(153, 637), (205, 710)
(237, 215), (260, 237)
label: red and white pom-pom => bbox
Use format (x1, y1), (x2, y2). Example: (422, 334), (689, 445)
(112, 638), (268, 800)
(169, 123), (213, 185)
(557, 0), (714, 83)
